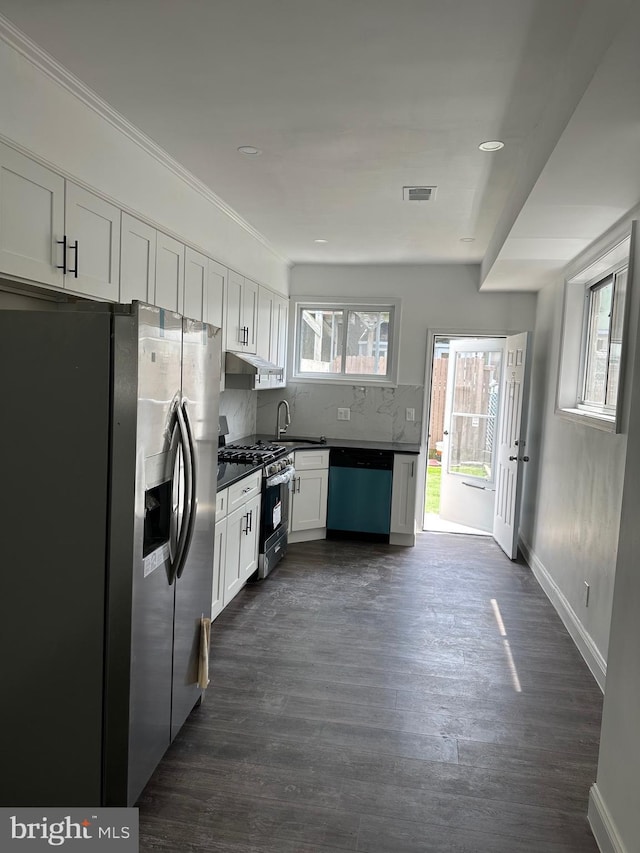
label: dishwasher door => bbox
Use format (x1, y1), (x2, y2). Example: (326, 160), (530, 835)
(327, 448), (393, 538)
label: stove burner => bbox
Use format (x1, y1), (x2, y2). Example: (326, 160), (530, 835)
(217, 441), (288, 465)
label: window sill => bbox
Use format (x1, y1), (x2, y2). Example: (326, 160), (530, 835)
(291, 375), (397, 388)
(556, 406), (618, 433)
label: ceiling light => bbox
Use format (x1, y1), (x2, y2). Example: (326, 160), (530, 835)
(237, 146), (262, 156)
(460, 237), (476, 242)
(314, 239), (328, 244)
(478, 140), (504, 152)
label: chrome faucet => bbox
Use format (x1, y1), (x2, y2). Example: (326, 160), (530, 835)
(276, 399), (291, 440)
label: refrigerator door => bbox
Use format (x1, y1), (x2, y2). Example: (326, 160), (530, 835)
(171, 317), (221, 739)
(108, 303), (184, 805)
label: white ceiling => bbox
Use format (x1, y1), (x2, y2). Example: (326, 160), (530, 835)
(0, 0), (637, 290)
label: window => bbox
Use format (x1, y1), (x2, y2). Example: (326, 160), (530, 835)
(294, 300), (399, 384)
(557, 234), (632, 432)
(580, 271), (626, 412)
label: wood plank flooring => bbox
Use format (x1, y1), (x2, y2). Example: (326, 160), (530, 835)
(137, 534), (603, 852)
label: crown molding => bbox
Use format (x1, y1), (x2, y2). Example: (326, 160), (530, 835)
(0, 13), (291, 268)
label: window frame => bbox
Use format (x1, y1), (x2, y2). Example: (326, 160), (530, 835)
(292, 298), (400, 386)
(556, 232), (633, 433)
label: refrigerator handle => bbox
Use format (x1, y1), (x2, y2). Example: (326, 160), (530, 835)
(167, 411), (182, 571)
(168, 403), (194, 585)
(175, 400), (198, 580)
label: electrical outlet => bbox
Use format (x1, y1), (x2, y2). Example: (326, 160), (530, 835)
(584, 581), (590, 607)
(337, 407), (351, 421)
(406, 408), (415, 422)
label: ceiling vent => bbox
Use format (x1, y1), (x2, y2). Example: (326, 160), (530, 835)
(403, 186), (437, 202)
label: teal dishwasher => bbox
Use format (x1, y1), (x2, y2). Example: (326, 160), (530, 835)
(327, 448), (393, 542)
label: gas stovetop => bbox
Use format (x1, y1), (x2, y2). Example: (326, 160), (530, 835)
(217, 441), (288, 465)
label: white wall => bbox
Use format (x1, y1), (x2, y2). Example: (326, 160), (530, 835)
(0, 32), (289, 295)
(290, 264), (537, 386)
(257, 264), (537, 445)
(519, 279), (626, 680)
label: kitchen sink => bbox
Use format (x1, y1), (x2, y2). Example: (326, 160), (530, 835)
(276, 436), (327, 446)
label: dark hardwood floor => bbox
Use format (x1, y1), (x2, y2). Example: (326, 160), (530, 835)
(138, 534), (603, 852)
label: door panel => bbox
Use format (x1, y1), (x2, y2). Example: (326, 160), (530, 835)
(440, 338), (504, 532)
(493, 332), (529, 559)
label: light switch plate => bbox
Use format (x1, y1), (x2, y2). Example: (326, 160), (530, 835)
(406, 408), (415, 422)
(337, 407), (351, 421)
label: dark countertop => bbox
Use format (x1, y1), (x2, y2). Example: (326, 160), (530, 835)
(216, 435), (421, 492)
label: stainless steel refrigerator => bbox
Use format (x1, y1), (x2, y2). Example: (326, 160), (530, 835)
(0, 302), (220, 807)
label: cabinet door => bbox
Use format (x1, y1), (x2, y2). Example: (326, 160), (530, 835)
(239, 494), (261, 581)
(65, 182), (120, 300)
(183, 247), (207, 321)
(224, 269), (244, 352)
(206, 259), (226, 330)
(242, 278), (259, 353)
(212, 517), (227, 620)
(155, 232), (184, 313)
(390, 454), (417, 535)
(223, 507), (245, 606)
(0, 144), (64, 288)
(120, 213), (156, 303)
(291, 469), (329, 531)
(269, 295), (288, 389)
(256, 286), (274, 362)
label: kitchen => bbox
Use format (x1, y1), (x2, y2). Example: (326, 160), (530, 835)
(0, 2), (640, 852)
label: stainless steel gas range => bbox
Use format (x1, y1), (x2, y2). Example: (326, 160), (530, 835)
(218, 437), (295, 578)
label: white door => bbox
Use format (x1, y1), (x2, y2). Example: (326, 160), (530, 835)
(439, 338), (504, 532)
(493, 332), (529, 559)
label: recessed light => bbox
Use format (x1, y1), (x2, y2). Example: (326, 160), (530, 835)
(237, 146), (262, 156)
(314, 239), (328, 244)
(478, 140), (504, 152)
(460, 237), (476, 243)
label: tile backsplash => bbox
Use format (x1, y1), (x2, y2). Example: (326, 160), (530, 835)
(256, 383), (423, 444)
(218, 389), (257, 441)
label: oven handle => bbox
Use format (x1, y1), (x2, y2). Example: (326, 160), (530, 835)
(264, 465), (296, 488)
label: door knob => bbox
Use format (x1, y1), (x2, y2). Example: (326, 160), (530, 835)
(443, 430), (449, 435)
(509, 455), (518, 461)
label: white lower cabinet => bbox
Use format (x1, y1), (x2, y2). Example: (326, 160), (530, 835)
(224, 494), (261, 606)
(390, 453), (418, 545)
(289, 450), (329, 543)
(211, 488), (228, 620)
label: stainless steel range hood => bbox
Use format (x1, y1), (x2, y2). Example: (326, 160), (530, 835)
(224, 351), (284, 389)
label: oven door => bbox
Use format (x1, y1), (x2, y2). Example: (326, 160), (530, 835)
(261, 466), (295, 541)
(259, 465), (295, 578)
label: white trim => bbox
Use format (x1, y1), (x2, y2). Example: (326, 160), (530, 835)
(0, 13), (290, 269)
(588, 784), (628, 853)
(556, 406), (617, 433)
(519, 535), (606, 691)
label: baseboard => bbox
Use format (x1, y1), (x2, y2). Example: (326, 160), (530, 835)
(389, 532), (415, 546)
(588, 784), (628, 853)
(518, 535), (606, 692)
(288, 528), (327, 544)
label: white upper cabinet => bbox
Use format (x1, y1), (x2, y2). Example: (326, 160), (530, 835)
(225, 270), (257, 353)
(64, 182), (121, 301)
(119, 213), (156, 304)
(272, 294), (289, 388)
(0, 143), (65, 288)
(183, 246), (207, 321)
(253, 286), (288, 389)
(206, 259), (226, 330)
(154, 232), (184, 313)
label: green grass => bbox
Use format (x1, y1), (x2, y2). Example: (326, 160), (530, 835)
(425, 465), (442, 514)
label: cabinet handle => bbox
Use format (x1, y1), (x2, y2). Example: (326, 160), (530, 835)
(56, 236), (67, 274)
(247, 509), (252, 532)
(242, 485), (251, 493)
(297, 476), (301, 493)
(243, 326), (249, 345)
(69, 239), (79, 278)
(411, 461), (414, 478)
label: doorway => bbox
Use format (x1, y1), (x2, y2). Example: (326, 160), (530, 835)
(424, 334), (504, 536)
